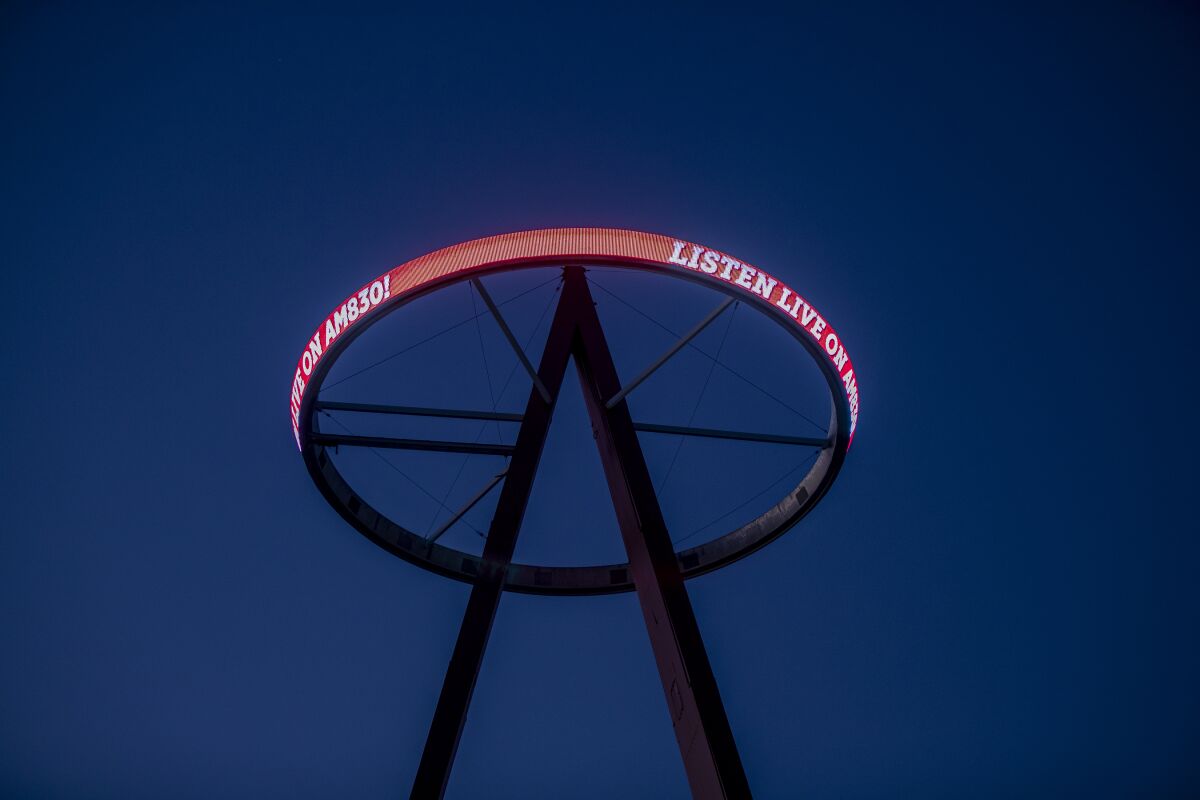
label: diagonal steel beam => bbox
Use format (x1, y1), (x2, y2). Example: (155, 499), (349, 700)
(409, 270), (580, 800)
(571, 270), (752, 799)
(605, 296), (734, 409)
(471, 277), (552, 404)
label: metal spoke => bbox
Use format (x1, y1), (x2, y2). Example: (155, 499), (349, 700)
(605, 296), (734, 409)
(316, 401), (521, 422)
(311, 433), (513, 456)
(427, 468), (508, 544)
(633, 422), (830, 448)
(320, 273), (563, 392)
(424, 277), (563, 536)
(586, 275), (828, 434)
(472, 277), (552, 403)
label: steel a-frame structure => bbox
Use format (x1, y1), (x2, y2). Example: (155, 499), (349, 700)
(410, 267), (751, 799)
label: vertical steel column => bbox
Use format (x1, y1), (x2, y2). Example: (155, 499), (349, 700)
(568, 267), (753, 799)
(409, 275), (577, 799)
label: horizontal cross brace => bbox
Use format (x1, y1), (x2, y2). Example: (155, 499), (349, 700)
(311, 433), (514, 456)
(633, 421), (829, 448)
(316, 401), (522, 423)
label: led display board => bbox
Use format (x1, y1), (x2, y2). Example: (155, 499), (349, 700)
(289, 228), (859, 450)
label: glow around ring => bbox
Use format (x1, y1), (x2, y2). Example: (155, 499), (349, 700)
(290, 228), (859, 450)
(290, 228), (859, 595)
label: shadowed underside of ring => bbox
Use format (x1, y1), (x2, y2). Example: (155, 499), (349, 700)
(290, 228), (858, 595)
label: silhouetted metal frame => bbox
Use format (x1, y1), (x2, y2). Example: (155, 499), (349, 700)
(569, 268), (752, 798)
(410, 268), (750, 798)
(409, 272), (582, 798)
(299, 262), (849, 596)
(294, 234), (857, 798)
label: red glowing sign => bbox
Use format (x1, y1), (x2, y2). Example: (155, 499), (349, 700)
(289, 228), (859, 449)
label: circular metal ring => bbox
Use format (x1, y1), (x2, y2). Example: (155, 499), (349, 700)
(289, 229), (860, 595)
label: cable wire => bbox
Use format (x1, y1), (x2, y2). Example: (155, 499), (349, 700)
(321, 274), (563, 392)
(423, 277), (563, 536)
(468, 282), (502, 445)
(671, 449), (820, 547)
(585, 275), (827, 435)
(655, 302), (738, 494)
(319, 412), (486, 537)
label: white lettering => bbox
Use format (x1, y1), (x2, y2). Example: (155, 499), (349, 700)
(668, 240), (689, 266)
(290, 370), (304, 407)
(718, 255), (740, 280)
(734, 264), (756, 289)
(783, 294), (801, 319)
(752, 272), (777, 299)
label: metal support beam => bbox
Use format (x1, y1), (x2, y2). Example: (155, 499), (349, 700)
(316, 400), (521, 423)
(409, 271), (581, 799)
(410, 269), (751, 798)
(572, 270), (752, 799)
(427, 468), (508, 545)
(471, 277), (552, 404)
(634, 421), (829, 448)
(310, 433), (512, 457)
(605, 296), (734, 409)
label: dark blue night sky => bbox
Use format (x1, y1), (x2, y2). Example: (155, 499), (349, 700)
(3, 4), (1198, 798)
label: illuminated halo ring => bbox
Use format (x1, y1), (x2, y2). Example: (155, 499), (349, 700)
(289, 228), (860, 595)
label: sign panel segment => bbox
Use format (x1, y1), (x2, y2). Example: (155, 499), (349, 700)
(289, 228), (859, 450)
